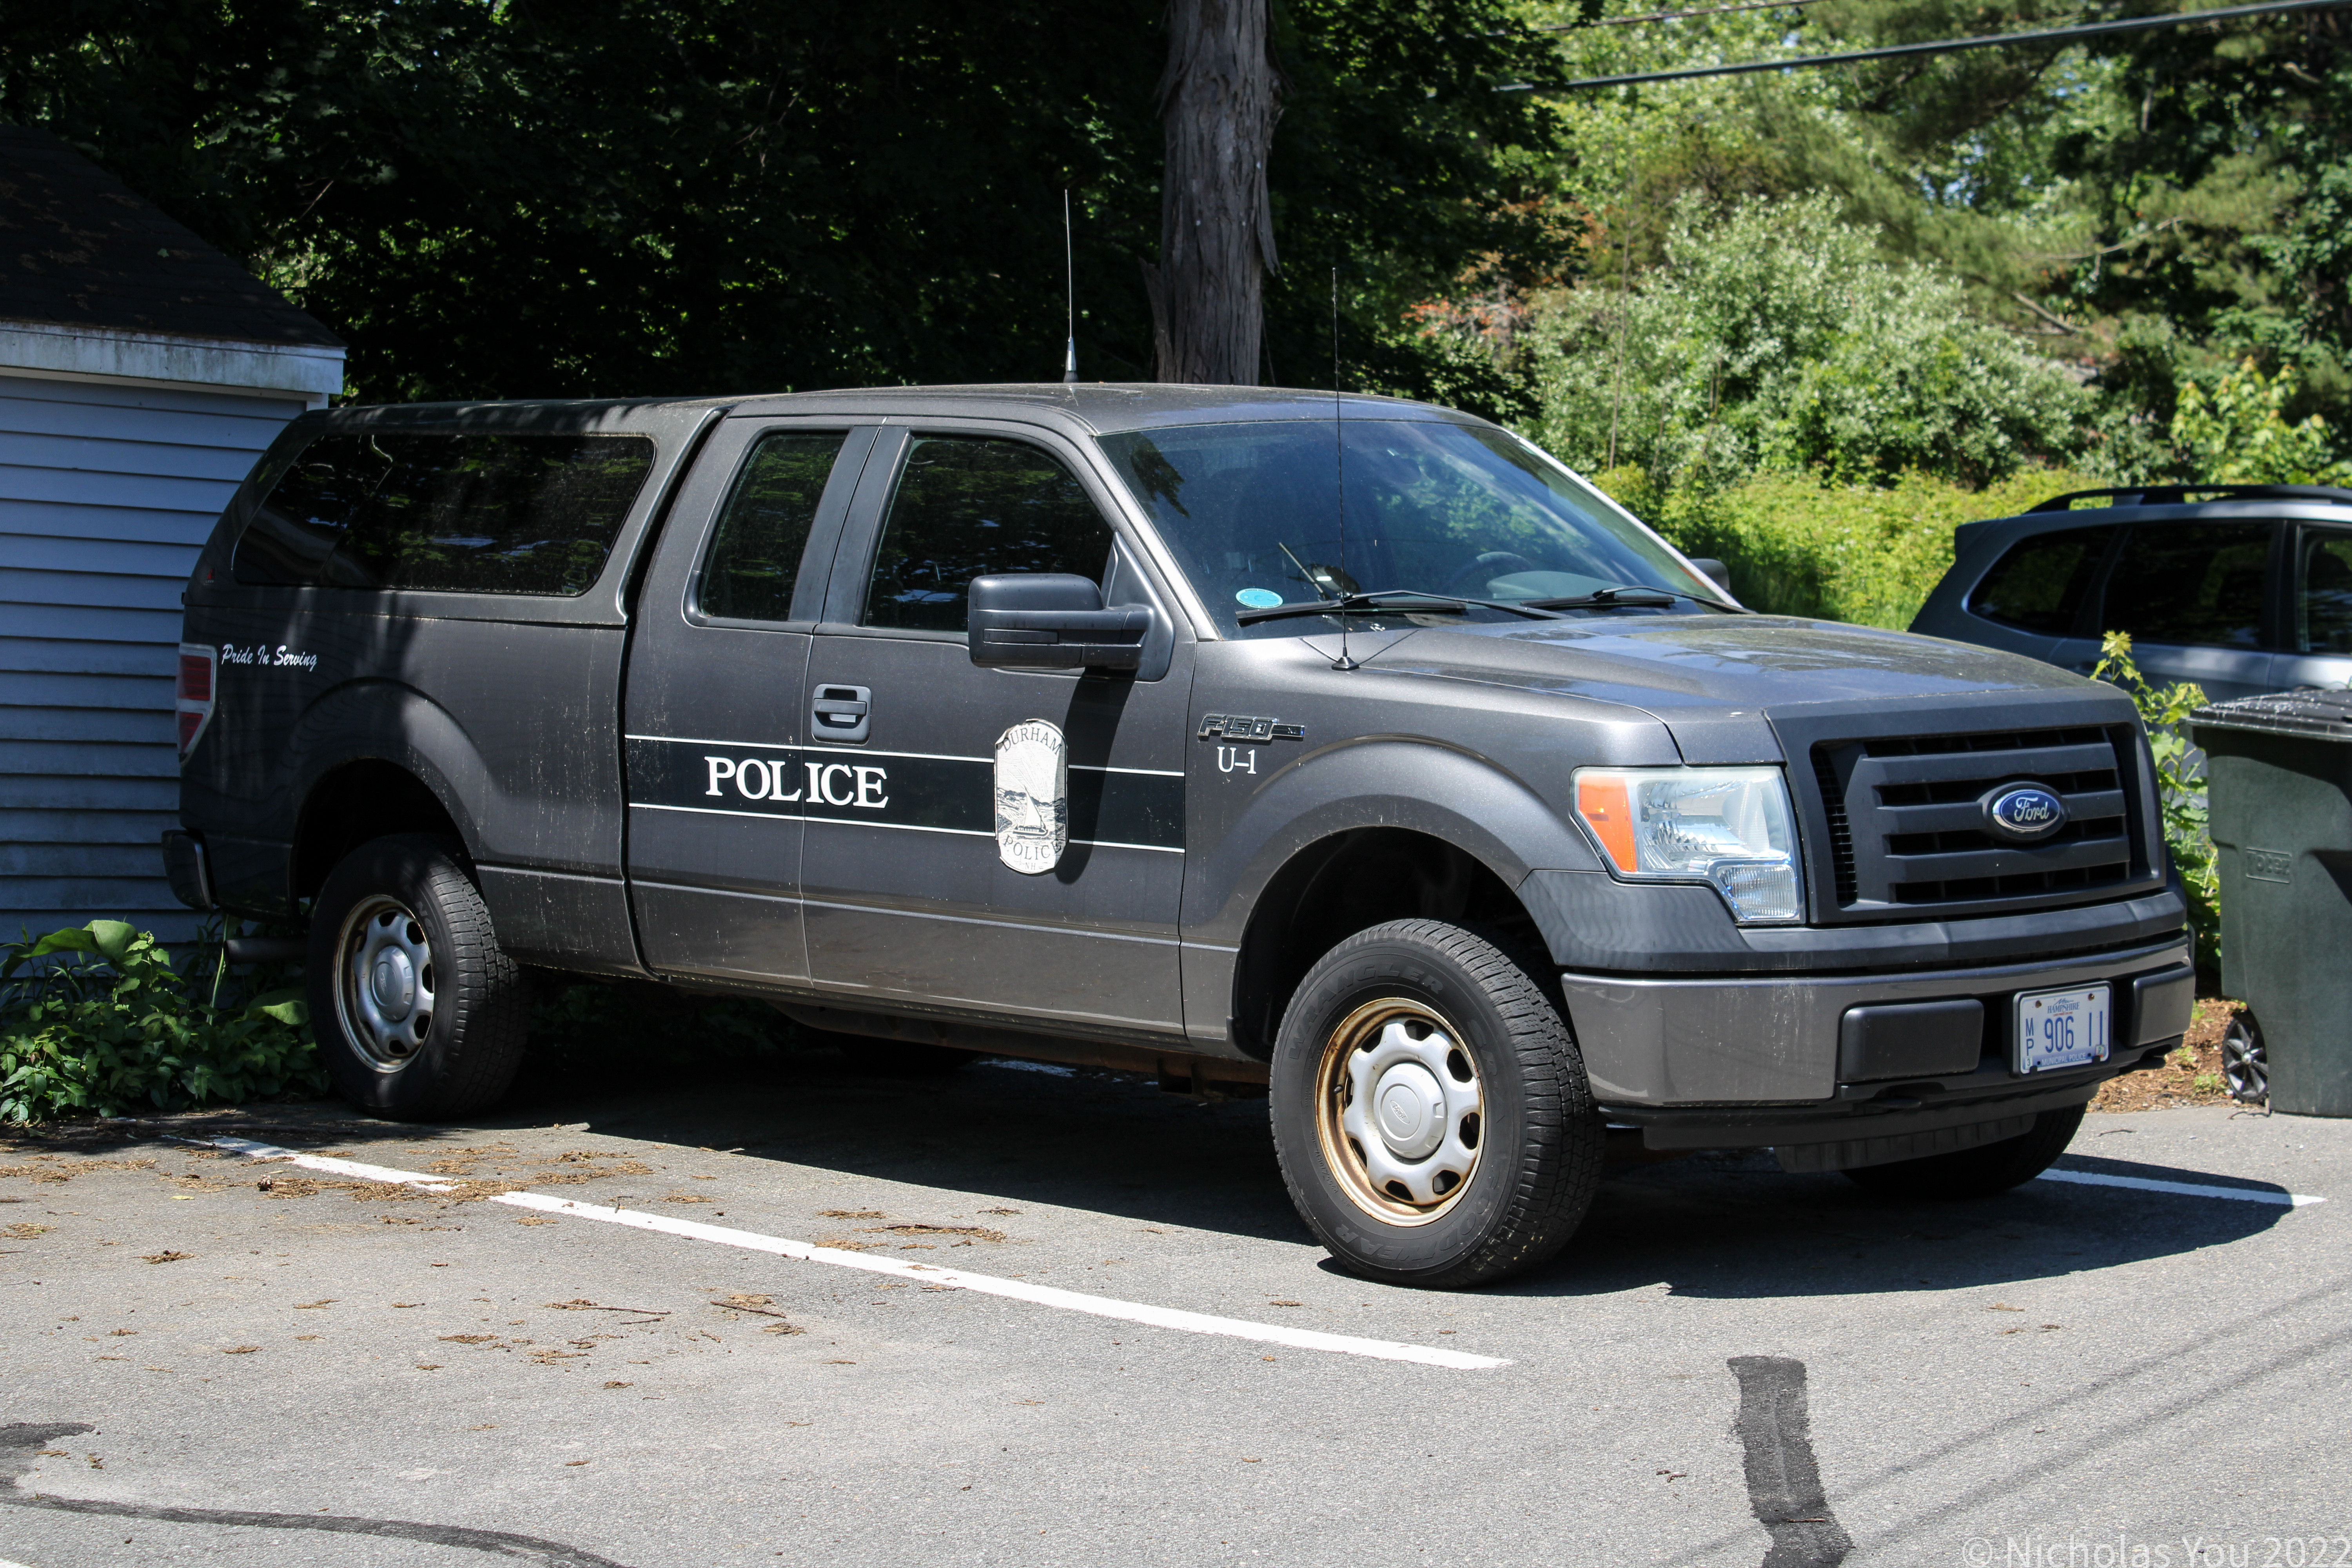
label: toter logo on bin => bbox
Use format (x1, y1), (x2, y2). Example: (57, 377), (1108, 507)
(2245, 847), (2292, 883)
(1985, 784), (2067, 842)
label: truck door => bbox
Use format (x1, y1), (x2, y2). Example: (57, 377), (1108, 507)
(800, 426), (1191, 1037)
(620, 419), (876, 983)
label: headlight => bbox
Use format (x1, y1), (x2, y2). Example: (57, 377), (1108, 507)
(1572, 766), (1805, 924)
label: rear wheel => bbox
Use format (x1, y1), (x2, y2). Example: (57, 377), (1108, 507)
(1841, 1106), (2085, 1199)
(307, 834), (529, 1120)
(1270, 920), (1602, 1289)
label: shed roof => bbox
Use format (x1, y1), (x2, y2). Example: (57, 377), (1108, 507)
(0, 125), (342, 350)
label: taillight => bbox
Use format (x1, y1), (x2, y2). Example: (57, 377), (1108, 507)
(176, 642), (216, 762)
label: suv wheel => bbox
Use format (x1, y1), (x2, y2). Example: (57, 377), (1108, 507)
(1270, 920), (1603, 1288)
(1842, 1105), (2085, 1200)
(2221, 1013), (2268, 1103)
(308, 834), (529, 1120)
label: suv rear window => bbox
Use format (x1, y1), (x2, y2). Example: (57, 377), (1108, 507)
(235, 430), (656, 595)
(2104, 521), (2273, 650)
(1966, 525), (2114, 633)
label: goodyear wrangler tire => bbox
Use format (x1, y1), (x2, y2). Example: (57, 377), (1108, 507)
(1841, 1105), (2086, 1199)
(307, 834), (530, 1121)
(1270, 920), (1604, 1289)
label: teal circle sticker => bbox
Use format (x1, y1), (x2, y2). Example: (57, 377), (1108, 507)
(1235, 588), (1284, 609)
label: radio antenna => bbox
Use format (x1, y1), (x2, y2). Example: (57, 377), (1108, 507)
(1062, 190), (1079, 385)
(1330, 264), (1356, 671)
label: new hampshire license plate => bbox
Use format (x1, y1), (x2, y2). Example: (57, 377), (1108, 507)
(2014, 984), (2112, 1074)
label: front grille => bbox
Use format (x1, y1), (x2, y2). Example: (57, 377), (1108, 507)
(1811, 725), (2141, 913)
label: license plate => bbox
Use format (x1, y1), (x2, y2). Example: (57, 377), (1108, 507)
(2014, 984), (2112, 1073)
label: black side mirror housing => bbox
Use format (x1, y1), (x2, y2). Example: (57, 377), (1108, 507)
(967, 574), (1152, 671)
(1689, 557), (1733, 596)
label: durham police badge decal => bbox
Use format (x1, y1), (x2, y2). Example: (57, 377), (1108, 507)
(993, 719), (1069, 874)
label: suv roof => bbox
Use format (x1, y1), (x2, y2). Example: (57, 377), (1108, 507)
(2026, 483), (2352, 513)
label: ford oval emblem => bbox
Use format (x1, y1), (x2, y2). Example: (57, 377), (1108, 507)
(1986, 784), (2067, 842)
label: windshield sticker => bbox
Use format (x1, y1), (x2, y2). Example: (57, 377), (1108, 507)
(1235, 588), (1284, 609)
(995, 720), (1070, 875)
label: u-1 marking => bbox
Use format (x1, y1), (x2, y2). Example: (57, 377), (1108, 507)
(704, 756), (889, 808)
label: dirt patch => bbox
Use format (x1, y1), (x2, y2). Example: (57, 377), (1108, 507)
(2093, 998), (2243, 1113)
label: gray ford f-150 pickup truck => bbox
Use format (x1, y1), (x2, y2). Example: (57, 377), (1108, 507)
(165, 384), (2194, 1287)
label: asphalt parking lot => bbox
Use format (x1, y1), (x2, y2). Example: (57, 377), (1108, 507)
(4, 1050), (2347, 1568)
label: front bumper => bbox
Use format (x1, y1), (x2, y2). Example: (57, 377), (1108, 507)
(1563, 935), (2194, 1149)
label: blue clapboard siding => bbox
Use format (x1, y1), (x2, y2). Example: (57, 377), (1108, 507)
(0, 372), (305, 944)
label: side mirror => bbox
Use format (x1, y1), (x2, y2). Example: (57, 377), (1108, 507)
(1689, 557), (1733, 597)
(968, 574), (1151, 671)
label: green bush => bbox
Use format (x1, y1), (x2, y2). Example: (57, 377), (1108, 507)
(1593, 465), (2098, 629)
(0, 920), (327, 1125)
(2090, 633), (2222, 975)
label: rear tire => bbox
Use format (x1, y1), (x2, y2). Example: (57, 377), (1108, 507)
(1841, 1105), (2085, 1199)
(1270, 920), (1603, 1289)
(2221, 1013), (2268, 1103)
(307, 834), (529, 1120)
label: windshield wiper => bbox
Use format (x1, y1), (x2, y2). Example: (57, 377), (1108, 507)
(1235, 589), (1561, 625)
(1520, 584), (1693, 611)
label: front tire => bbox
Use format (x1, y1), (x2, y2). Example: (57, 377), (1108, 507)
(307, 834), (529, 1120)
(1841, 1105), (2085, 1199)
(1270, 920), (1603, 1289)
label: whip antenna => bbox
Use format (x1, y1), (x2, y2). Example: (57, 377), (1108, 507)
(1062, 190), (1078, 384)
(1331, 265), (1356, 671)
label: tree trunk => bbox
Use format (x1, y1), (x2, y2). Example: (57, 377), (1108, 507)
(1155, 0), (1281, 385)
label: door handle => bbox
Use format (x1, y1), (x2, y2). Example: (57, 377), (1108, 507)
(811, 684), (871, 744)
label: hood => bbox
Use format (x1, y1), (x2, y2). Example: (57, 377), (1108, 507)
(1314, 613), (2129, 764)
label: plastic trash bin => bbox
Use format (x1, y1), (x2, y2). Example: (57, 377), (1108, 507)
(2190, 688), (2352, 1116)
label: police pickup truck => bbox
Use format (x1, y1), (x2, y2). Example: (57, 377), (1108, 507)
(166, 385), (2194, 1287)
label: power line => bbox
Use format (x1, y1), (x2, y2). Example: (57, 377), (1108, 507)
(1536, 0), (1829, 30)
(1500, 0), (2350, 90)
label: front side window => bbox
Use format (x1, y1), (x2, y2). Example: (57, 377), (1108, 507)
(2297, 527), (2352, 654)
(1096, 419), (1720, 637)
(697, 431), (849, 623)
(235, 430), (655, 595)
(1966, 525), (2116, 635)
(862, 437), (1115, 633)
(2102, 521), (2274, 650)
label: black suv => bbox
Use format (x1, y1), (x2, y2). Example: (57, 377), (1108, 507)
(1909, 484), (2352, 698)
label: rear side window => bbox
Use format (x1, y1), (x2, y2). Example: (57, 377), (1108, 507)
(695, 432), (849, 623)
(235, 431), (655, 595)
(1966, 525), (2114, 634)
(2297, 527), (2352, 654)
(2103, 521), (2273, 650)
(861, 436), (1114, 633)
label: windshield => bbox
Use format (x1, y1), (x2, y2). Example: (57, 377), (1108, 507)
(1096, 418), (1724, 636)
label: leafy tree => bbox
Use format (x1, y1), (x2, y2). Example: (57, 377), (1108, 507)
(3, 0), (1561, 410)
(2169, 358), (2352, 487)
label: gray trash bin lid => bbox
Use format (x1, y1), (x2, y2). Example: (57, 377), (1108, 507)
(2190, 688), (2352, 742)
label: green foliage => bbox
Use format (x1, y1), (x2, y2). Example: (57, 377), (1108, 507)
(1607, 465), (2096, 630)
(1, 920), (327, 1125)
(3, 0), (1562, 417)
(2169, 359), (2352, 488)
(1521, 195), (2091, 505)
(2090, 632), (2221, 972)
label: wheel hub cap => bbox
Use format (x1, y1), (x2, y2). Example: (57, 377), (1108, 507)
(1372, 1062), (1446, 1160)
(338, 897), (436, 1071)
(1317, 1001), (1485, 1223)
(370, 948), (416, 1020)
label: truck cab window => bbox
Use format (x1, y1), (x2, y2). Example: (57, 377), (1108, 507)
(1965, 525), (2114, 634)
(2103, 521), (2273, 649)
(234, 430), (653, 594)
(696, 431), (849, 622)
(861, 436), (1112, 633)
(2298, 528), (2352, 654)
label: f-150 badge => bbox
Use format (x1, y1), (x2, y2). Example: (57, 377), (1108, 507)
(994, 720), (1069, 875)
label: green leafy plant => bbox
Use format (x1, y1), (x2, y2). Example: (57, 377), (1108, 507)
(0, 920), (327, 1125)
(2091, 631), (2221, 971)
(2169, 359), (2352, 488)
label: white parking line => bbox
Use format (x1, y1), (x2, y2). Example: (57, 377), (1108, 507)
(2037, 1168), (2326, 1206)
(185, 1136), (1508, 1372)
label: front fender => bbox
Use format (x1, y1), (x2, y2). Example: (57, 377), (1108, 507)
(1181, 737), (1602, 946)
